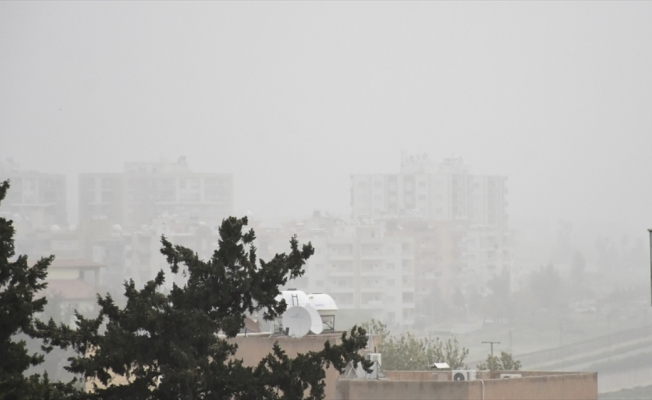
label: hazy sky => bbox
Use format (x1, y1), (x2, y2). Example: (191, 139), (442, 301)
(2, 2), (651, 231)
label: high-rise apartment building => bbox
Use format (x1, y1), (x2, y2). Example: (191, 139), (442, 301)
(351, 156), (512, 323)
(0, 160), (67, 230)
(257, 214), (417, 328)
(79, 157), (233, 229)
(351, 156), (507, 229)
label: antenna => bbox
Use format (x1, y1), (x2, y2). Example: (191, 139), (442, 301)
(304, 304), (323, 334)
(282, 306), (312, 338)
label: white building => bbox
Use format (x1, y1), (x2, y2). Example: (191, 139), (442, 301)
(260, 215), (417, 328)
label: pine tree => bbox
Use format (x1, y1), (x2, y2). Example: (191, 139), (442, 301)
(39, 216), (370, 399)
(0, 180), (77, 399)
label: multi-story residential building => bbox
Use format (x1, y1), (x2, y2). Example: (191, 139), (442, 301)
(79, 157), (233, 230)
(460, 224), (513, 296)
(383, 219), (466, 323)
(258, 213), (417, 328)
(351, 156), (507, 229)
(351, 156), (512, 321)
(0, 160), (67, 230)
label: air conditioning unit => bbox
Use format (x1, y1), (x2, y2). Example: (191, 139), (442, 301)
(365, 353), (382, 366)
(500, 374), (522, 379)
(452, 370), (476, 381)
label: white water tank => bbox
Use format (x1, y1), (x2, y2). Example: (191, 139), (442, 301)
(307, 293), (338, 317)
(275, 289), (310, 308)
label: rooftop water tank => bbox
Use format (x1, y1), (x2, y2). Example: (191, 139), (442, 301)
(275, 289), (310, 308)
(307, 293), (338, 316)
(308, 293), (337, 332)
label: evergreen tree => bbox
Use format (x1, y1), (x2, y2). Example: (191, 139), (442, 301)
(39, 216), (370, 399)
(0, 180), (77, 399)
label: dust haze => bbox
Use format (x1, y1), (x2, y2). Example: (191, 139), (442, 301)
(2, 1), (652, 394)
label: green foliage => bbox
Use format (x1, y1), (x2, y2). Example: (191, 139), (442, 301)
(476, 351), (522, 371)
(39, 216), (370, 399)
(361, 320), (469, 371)
(0, 180), (77, 399)
(360, 319), (389, 342)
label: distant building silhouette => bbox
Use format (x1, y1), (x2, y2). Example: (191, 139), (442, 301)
(79, 157), (233, 230)
(351, 155), (507, 230)
(0, 159), (67, 230)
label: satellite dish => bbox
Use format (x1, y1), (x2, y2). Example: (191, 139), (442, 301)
(282, 306), (311, 338)
(304, 304), (323, 335)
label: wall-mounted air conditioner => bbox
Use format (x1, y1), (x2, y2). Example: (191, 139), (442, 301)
(452, 370), (476, 381)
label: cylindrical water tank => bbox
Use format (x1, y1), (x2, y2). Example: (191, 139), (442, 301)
(307, 293), (338, 317)
(275, 289), (310, 308)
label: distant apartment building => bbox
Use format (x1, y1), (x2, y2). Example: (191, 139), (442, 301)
(258, 214), (417, 328)
(79, 157), (233, 230)
(460, 224), (513, 295)
(383, 219), (466, 320)
(351, 156), (507, 229)
(0, 160), (67, 230)
(350, 156), (513, 319)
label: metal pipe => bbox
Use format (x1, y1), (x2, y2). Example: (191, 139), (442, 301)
(479, 379), (485, 400)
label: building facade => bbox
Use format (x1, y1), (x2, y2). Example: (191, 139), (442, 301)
(79, 157), (233, 230)
(0, 160), (67, 230)
(351, 156), (507, 230)
(257, 214), (417, 328)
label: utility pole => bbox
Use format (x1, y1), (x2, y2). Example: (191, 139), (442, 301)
(482, 341), (501, 358)
(648, 229), (652, 306)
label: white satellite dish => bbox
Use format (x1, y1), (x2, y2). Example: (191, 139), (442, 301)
(304, 304), (323, 335)
(282, 306), (312, 338)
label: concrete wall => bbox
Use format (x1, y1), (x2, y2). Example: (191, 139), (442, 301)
(470, 373), (598, 400)
(337, 380), (471, 400)
(86, 333), (344, 397)
(230, 333), (342, 399)
(336, 372), (598, 400)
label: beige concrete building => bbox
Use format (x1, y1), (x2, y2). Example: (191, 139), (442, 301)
(0, 161), (67, 230)
(231, 335), (598, 400)
(337, 370), (597, 400)
(79, 157), (232, 230)
(351, 156), (507, 230)
(257, 215), (417, 328)
(83, 331), (598, 400)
